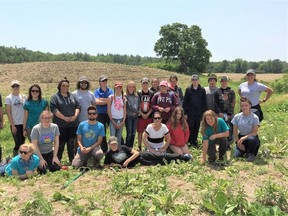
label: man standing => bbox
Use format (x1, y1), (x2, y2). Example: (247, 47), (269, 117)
(183, 75), (207, 147)
(5, 80), (26, 156)
(94, 75), (113, 153)
(72, 76), (96, 122)
(0, 93), (3, 161)
(137, 77), (154, 150)
(204, 75), (218, 112)
(72, 106), (104, 168)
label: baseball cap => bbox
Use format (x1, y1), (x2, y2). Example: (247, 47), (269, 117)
(191, 74), (199, 80)
(141, 77), (150, 84)
(220, 76), (229, 82)
(159, 80), (168, 87)
(79, 76), (88, 82)
(99, 75), (108, 82)
(246, 69), (256, 76)
(208, 75), (217, 82)
(11, 80), (20, 86)
(114, 81), (123, 88)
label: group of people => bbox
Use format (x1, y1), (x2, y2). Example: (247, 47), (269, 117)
(0, 68), (273, 179)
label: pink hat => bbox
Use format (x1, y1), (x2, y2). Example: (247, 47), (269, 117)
(159, 80), (168, 87)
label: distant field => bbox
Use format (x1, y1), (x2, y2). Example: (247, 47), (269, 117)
(203, 73), (284, 82)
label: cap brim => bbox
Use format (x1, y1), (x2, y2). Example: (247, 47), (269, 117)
(109, 141), (118, 145)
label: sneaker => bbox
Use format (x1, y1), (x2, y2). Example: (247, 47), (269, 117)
(246, 153), (255, 162)
(234, 148), (242, 158)
(183, 153), (192, 161)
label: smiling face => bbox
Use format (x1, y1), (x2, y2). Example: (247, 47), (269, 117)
(241, 101), (251, 113)
(19, 146), (32, 161)
(246, 73), (256, 83)
(60, 81), (69, 94)
(205, 115), (216, 127)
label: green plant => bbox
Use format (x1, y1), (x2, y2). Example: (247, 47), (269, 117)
(21, 191), (53, 216)
(120, 197), (150, 215)
(149, 190), (181, 213)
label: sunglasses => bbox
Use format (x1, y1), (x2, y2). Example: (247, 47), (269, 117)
(31, 89), (40, 93)
(12, 84), (20, 88)
(153, 117), (162, 120)
(88, 112), (97, 115)
(80, 82), (88, 85)
(192, 79), (198, 81)
(19, 151), (29, 155)
(42, 116), (51, 119)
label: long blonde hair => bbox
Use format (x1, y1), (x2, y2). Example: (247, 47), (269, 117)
(200, 110), (218, 135)
(126, 81), (138, 96)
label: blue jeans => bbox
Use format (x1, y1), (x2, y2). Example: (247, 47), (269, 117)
(125, 116), (138, 148)
(0, 164), (8, 176)
(234, 135), (260, 157)
(110, 118), (124, 145)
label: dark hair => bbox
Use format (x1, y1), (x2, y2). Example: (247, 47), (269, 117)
(169, 106), (187, 131)
(57, 77), (70, 92)
(153, 111), (162, 118)
(28, 84), (42, 101)
(169, 75), (178, 81)
(87, 105), (97, 113)
(240, 96), (252, 106)
(76, 80), (90, 90)
(208, 74), (217, 82)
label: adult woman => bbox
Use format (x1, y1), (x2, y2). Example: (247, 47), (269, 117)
(143, 112), (170, 153)
(5, 80), (26, 156)
(231, 97), (260, 162)
(238, 69), (273, 122)
(125, 81), (140, 148)
(107, 81), (126, 145)
(31, 110), (62, 173)
(0, 143), (39, 180)
(200, 110), (229, 164)
(50, 78), (80, 163)
(23, 84), (48, 141)
(166, 107), (190, 155)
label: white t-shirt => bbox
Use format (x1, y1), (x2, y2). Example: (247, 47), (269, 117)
(5, 94), (26, 125)
(238, 81), (267, 106)
(145, 123), (169, 149)
(109, 95), (125, 119)
(72, 90), (96, 122)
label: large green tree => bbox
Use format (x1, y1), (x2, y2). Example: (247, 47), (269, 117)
(154, 22), (212, 74)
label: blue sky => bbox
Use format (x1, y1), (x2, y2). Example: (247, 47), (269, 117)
(1, 0), (287, 61)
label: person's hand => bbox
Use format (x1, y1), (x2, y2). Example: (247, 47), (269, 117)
(52, 156), (62, 166)
(164, 107), (170, 113)
(209, 134), (217, 141)
(40, 159), (47, 169)
(23, 130), (27, 137)
(11, 125), (17, 135)
(64, 116), (70, 123)
(158, 107), (164, 112)
(122, 160), (130, 168)
(159, 147), (166, 153)
(26, 170), (34, 178)
(69, 116), (77, 122)
(200, 158), (206, 165)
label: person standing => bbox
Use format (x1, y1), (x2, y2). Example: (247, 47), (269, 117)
(31, 110), (61, 174)
(107, 81), (126, 145)
(151, 80), (178, 124)
(214, 76), (236, 144)
(50, 78), (80, 163)
(150, 78), (160, 94)
(23, 84), (49, 141)
(0, 93), (4, 161)
(168, 75), (184, 106)
(204, 75), (218, 112)
(72, 76), (96, 122)
(137, 77), (153, 151)
(5, 80), (26, 156)
(72, 106), (104, 168)
(94, 75), (113, 153)
(125, 81), (140, 148)
(183, 75), (207, 147)
(238, 69), (273, 122)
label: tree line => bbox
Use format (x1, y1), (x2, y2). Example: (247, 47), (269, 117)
(0, 45), (287, 74)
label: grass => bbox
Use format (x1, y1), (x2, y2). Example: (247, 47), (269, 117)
(0, 62), (287, 215)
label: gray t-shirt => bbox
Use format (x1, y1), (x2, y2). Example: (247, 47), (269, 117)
(231, 112), (259, 136)
(72, 90), (96, 122)
(31, 123), (60, 154)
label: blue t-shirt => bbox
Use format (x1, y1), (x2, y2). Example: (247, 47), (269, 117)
(76, 121), (105, 152)
(24, 99), (48, 129)
(94, 87), (113, 114)
(202, 118), (229, 144)
(5, 154), (40, 176)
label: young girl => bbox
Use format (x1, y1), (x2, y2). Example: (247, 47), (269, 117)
(200, 110), (229, 164)
(125, 81), (140, 148)
(166, 107), (191, 156)
(108, 81), (126, 145)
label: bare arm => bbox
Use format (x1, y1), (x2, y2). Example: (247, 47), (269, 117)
(261, 87), (273, 103)
(122, 149), (140, 167)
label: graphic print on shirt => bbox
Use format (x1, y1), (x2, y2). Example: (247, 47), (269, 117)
(140, 95), (152, 113)
(113, 96), (123, 111)
(85, 129), (96, 140)
(112, 152), (127, 163)
(40, 133), (55, 144)
(13, 98), (24, 108)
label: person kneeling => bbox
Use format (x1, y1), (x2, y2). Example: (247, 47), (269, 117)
(201, 110), (229, 164)
(104, 136), (191, 168)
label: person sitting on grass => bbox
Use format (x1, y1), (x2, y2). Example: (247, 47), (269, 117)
(104, 136), (191, 168)
(231, 97), (260, 162)
(166, 106), (191, 157)
(200, 110), (229, 164)
(0, 143), (39, 180)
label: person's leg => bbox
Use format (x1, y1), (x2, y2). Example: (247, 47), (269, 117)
(42, 151), (61, 173)
(207, 142), (217, 163)
(125, 116), (133, 148)
(169, 145), (184, 154)
(11, 125), (25, 156)
(26, 128), (32, 142)
(193, 117), (201, 145)
(130, 117), (137, 148)
(67, 127), (77, 163)
(187, 117), (195, 145)
(97, 114), (109, 153)
(72, 151), (90, 168)
(109, 119), (117, 137)
(243, 136), (260, 156)
(57, 127), (67, 162)
(91, 146), (104, 167)
(180, 145), (190, 154)
(217, 137), (228, 160)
